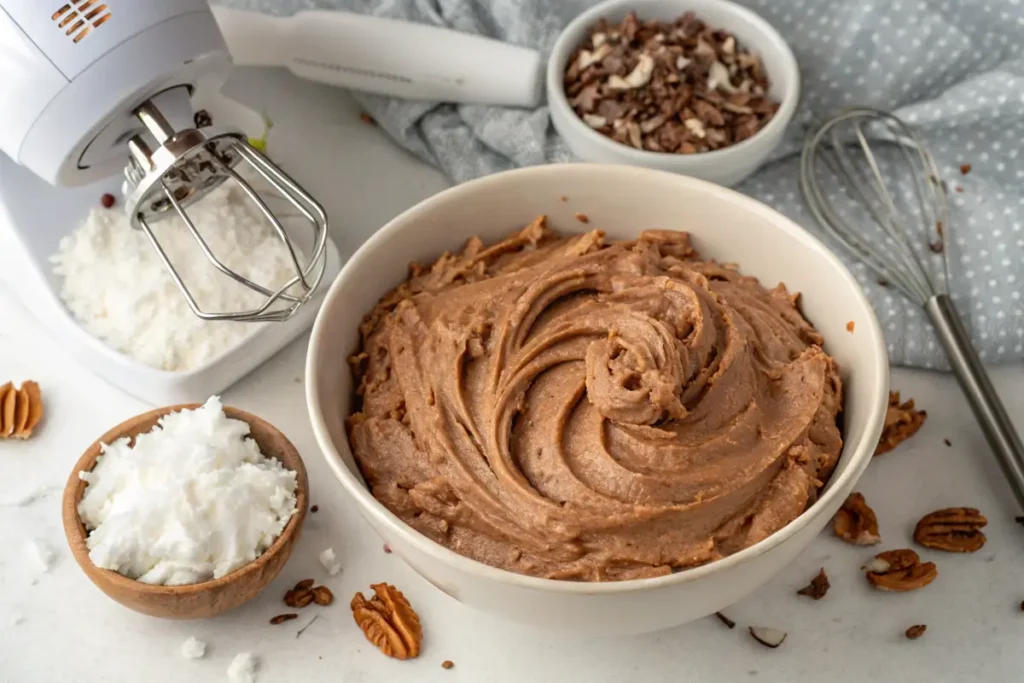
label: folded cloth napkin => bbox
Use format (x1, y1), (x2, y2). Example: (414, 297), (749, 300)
(219, 0), (1024, 370)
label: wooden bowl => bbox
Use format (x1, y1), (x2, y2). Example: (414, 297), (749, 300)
(62, 404), (309, 620)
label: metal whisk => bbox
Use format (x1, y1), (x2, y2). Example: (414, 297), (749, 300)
(122, 86), (328, 323)
(801, 107), (1024, 510)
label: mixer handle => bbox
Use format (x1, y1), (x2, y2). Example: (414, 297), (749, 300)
(211, 6), (544, 108)
(926, 294), (1024, 510)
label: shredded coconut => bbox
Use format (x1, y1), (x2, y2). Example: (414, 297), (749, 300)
(52, 182), (303, 372)
(227, 653), (258, 683)
(318, 547), (342, 576)
(181, 637), (207, 660)
(77, 397), (298, 585)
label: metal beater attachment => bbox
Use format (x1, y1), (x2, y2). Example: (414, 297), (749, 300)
(122, 87), (328, 323)
(800, 107), (1024, 510)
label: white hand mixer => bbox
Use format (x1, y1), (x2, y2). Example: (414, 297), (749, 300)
(0, 0), (340, 403)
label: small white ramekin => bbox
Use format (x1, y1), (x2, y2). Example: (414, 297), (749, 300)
(306, 164), (888, 636)
(546, 0), (800, 186)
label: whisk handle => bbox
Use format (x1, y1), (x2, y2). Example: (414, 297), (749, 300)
(926, 294), (1024, 509)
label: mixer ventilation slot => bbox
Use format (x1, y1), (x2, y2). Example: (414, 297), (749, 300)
(51, 0), (110, 43)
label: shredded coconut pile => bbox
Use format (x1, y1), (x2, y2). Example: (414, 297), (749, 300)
(77, 397), (298, 585)
(52, 182), (303, 372)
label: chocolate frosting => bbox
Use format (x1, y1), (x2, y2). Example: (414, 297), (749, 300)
(348, 219), (842, 581)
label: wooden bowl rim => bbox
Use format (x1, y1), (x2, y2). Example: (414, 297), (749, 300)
(62, 403), (308, 597)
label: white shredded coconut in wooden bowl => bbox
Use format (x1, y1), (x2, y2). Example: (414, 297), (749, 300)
(51, 182), (305, 372)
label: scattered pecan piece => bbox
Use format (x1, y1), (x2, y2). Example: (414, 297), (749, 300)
(833, 492), (881, 546)
(0, 381), (43, 440)
(312, 585), (334, 606)
(914, 507), (987, 552)
(864, 549), (937, 592)
(310, 505), (319, 513)
(284, 585), (314, 609)
(294, 579), (315, 591)
(714, 611), (736, 629)
(905, 624), (927, 640)
(442, 661), (455, 670)
(270, 613), (298, 625)
(351, 583), (423, 660)
(748, 626), (787, 648)
(846, 321), (855, 333)
(960, 163), (972, 175)
(1016, 516), (1024, 527)
(575, 213), (590, 224)
(797, 568), (830, 600)
(874, 391), (926, 455)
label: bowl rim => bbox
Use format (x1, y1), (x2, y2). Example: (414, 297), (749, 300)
(545, 0), (801, 165)
(306, 163), (889, 595)
(62, 403), (309, 597)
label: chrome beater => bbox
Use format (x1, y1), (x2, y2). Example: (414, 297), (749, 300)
(121, 87), (328, 323)
(800, 107), (1024, 510)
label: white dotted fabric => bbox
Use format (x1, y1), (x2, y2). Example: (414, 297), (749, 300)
(221, 0), (1024, 368)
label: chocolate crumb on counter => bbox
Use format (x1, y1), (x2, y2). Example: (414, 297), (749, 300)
(310, 505), (319, 513)
(960, 163), (972, 175)
(360, 112), (378, 126)
(943, 438), (951, 447)
(905, 624), (927, 640)
(564, 12), (779, 155)
(575, 213), (590, 224)
(100, 193), (116, 209)
(796, 567), (830, 600)
(714, 611), (736, 629)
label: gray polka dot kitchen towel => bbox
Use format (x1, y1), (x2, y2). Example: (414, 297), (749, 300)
(220, 0), (1024, 370)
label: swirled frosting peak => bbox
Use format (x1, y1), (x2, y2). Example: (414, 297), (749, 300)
(348, 218), (843, 581)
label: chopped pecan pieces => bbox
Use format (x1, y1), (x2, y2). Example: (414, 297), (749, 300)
(875, 391), (926, 455)
(905, 624), (927, 639)
(864, 549), (937, 592)
(914, 507), (987, 552)
(442, 661), (455, 670)
(270, 613), (298, 625)
(714, 611), (736, 629)
(833, 492), (881, 546)
(960, 163), (972, 175)
(797, 568), (830, 600)
(312, 585), (334, 606)
(351, 583), (423, 660)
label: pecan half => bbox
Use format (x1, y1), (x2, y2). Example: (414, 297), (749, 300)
(270, 613), (298, 625)
(914, 507), (987, 552)
(0, 381), (43, 440)
(312, 585), (334, 606)
(864, 549), (937, 592)
(875, 391), (926, 455)
(833, 492), (881, 546)
(284, 587), (314, 608)
(796, 567), (830, 600)
(351, 583), (423, 660)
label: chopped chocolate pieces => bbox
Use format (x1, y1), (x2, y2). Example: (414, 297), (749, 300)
(796, 568), (830, 600)
(875, 391), (926, 455)
(714, 611), (736, 629)
(564, 12), (779, 155)
(905, 624), (927, 640)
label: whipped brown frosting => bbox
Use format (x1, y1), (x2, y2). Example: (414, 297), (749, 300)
(348, 218), (843, 581)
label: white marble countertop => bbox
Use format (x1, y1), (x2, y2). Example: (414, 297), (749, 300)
(2, 68), (1022, 683)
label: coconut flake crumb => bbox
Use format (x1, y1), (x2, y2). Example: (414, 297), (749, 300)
(26, 539), (56, 573)
(181, 637), (207, 660)
(318, 547), (342, 576)
(227, 652), (258, 683)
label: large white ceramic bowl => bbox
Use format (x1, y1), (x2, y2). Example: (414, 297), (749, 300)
(547, 0), (800, 187)
(306, 164), (888, 636)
